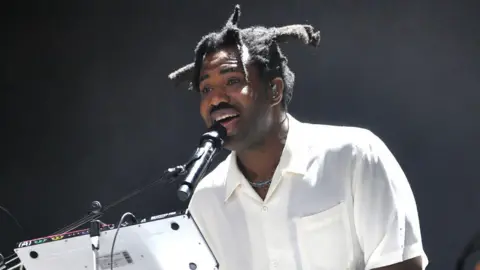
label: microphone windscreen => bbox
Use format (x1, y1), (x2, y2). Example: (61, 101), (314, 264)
(209, 121), (227, 140)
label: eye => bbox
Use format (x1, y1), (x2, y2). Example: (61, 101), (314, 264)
(226, 77), (241, 86)
(200, 86), (212, 94)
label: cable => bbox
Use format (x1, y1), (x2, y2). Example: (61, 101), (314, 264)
(0, 206), (25, 270)
(110, 212), (136, 270)
(0, 206), (25, 236)
(2, 165), (185, 270)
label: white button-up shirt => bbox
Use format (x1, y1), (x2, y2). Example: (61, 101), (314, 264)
(188, 114), (428, 270)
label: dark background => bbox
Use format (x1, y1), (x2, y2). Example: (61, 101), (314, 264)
(2, 1), (479, 269)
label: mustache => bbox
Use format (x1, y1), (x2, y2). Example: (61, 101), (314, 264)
(210, 102), (237, 115)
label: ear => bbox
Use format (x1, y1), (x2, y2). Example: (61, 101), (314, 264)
(269, 77), (284, 107)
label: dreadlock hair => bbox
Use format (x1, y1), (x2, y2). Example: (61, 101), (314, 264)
(168, 4), (321, 109)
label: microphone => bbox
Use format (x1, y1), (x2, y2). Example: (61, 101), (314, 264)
(177, 122), (227, 201)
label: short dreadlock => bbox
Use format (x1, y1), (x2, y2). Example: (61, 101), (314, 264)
(168, 4), (320, 109)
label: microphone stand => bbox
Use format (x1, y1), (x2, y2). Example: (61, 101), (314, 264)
(1, 123), (226, 270)
(1, 165), (188, 270)
(54, 165), (188, 235)
(89, 220), (101, 270)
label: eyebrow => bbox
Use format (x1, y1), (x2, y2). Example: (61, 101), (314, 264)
(199, 67), (242, 83)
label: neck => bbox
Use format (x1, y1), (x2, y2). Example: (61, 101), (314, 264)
(236, 112), (289, 182)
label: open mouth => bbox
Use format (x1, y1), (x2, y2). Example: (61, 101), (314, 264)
(213, 113), (240, 134)
(210, 107), (241, 133)
(216, 114), (240, 125)
(215, 114), (240, 124)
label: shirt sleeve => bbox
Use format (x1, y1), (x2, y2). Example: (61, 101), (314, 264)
(352, 130), (428, 269)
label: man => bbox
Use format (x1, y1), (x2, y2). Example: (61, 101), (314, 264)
(168, 5), (428, 270)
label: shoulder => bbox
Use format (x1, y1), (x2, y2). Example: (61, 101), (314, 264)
(196, 154), (231, 190)
(188, 154), (231, 207)
(297, 120), (383, 157)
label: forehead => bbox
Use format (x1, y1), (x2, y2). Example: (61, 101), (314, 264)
(201, 47), (242, 71)
(197, 45), (259, 85)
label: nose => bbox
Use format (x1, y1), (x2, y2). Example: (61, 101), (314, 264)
(208, 87), (230, 107)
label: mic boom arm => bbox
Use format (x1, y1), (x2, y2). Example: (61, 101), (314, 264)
(1, 123), (226, 270)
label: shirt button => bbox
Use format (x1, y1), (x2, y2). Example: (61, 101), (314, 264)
(262, 206), (268, 212)
(272, 260), (278, 267)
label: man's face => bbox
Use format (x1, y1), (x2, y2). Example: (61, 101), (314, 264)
(198, 47), (271, 151)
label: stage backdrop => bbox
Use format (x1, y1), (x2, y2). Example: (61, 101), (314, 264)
(3, 1), (480, 269)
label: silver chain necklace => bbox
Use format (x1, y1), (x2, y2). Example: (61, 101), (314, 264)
(248, 179), (272, 188)
(245, 114), (288, 190)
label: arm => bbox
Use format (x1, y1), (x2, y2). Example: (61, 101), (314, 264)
(352, 130), (428, 270)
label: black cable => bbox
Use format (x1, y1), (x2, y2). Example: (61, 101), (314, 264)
(0, 205), (25, 270)
(0, 206), (25, 236)
(50, 165), (185, 236)
(110, 212), (136, 270)
(2, 165), (186, 270)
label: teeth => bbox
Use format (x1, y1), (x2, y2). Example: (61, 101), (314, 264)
(215, 114), (238, 121)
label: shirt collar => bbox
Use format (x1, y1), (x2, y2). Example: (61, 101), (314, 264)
(224, 113), (311, 202)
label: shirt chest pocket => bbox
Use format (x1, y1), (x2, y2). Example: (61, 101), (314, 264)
(294, 202), (353, 270)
